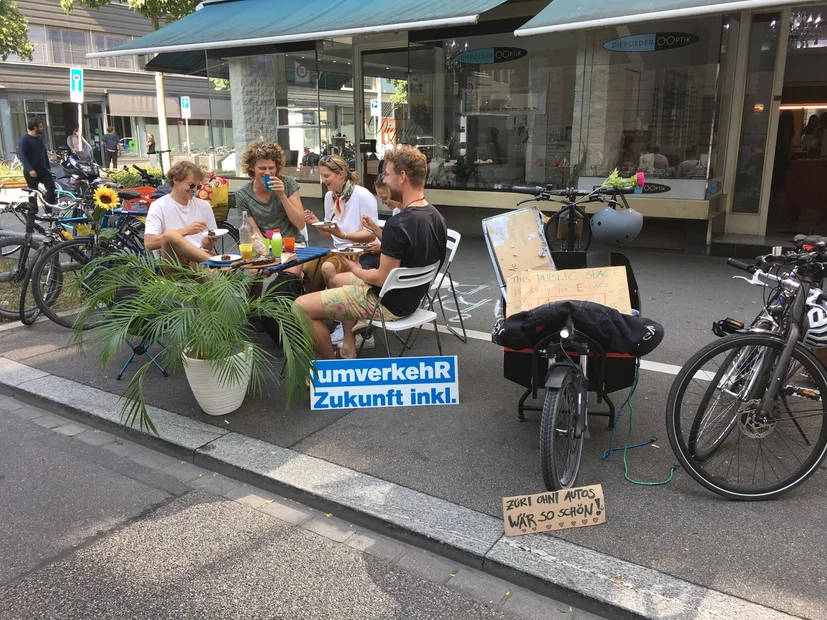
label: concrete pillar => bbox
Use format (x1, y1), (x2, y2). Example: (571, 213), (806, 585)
(229, 54), (290, 171)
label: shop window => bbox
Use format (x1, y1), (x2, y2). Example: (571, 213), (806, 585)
(5, 24), (47, 64)
(409, 31), (580, 191)
(48, 28), (90, 66)
(580, 18), (725, 199)
(93, 34), (134, 70)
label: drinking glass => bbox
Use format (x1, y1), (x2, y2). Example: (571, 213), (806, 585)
(283, 236), (295, 253)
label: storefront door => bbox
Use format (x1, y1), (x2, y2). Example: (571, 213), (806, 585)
(765, 3), (827, 235)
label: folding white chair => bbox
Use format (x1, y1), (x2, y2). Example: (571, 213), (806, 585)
(358, 261), (443, 357)
(432, 228), (466, 342)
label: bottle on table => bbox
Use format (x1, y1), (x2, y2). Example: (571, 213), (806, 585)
(251, 232), (267, 257)
(239, 210), (253, 260)
(270, 228), (282, 258)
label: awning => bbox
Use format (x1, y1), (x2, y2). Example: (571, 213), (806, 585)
(88, 0), (509, 58)
(107, 93), (232, 120)
(515, 0), (823, 36)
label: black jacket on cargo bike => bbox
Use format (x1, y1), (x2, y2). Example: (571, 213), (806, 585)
(492, 299), (664, 357)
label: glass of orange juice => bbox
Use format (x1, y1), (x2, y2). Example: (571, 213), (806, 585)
(239, 243), (253, 260)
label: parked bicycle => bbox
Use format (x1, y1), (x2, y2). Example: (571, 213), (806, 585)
(666, 239), (827, 500)
(0, 192), (89, 321)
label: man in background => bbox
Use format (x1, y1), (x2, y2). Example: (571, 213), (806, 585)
(102, 126), (122, 169)
(17, 117), (56, 209)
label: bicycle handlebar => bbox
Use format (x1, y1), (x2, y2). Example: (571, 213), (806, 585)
(511, 185), (635, 199)
(726, 258), (757, 274)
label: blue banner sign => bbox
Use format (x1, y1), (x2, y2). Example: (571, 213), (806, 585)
(310, 356), (459, 410)
(455, 47), (528, 65)
(604, 33), (699, 53)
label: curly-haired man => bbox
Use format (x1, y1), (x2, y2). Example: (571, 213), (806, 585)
(235, 141), (306, 267)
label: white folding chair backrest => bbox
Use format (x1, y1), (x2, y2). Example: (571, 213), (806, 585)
(445, 229), (461, 267)
(300, 225), (309, 242)
(377, 262), (440, 302)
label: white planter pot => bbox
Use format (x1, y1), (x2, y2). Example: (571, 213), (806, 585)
(182, 349), (251, 416)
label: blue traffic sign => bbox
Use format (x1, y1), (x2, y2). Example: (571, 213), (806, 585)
(180, 96), (191, 119)
(70, 67), (83, 104)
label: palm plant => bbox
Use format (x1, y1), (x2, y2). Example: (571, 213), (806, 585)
(72, 251), (314, 433)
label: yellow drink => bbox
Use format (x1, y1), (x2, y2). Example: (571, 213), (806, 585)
(239, 244), (253, 260)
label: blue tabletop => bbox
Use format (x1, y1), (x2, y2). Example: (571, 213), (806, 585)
(204, 246), (330, 270)
(111, 209), (148, 216)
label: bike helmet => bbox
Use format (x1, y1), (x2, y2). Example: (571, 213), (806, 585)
(591, 206), (643, 246)
(804, 302), (827, 348)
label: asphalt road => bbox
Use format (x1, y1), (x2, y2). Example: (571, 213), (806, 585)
(1, 203), (824, 618)
(0, 397), (603, 620)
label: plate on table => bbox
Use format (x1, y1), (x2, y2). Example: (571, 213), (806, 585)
(312, 221), (338, 230)
(348, 242), (374, 249)
(331, 247), (365, 259)
(202, 228), (228, 238)
(211, 253), (241, 263)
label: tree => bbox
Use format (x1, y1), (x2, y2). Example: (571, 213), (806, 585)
(0, 0), (34, 61)
(61, 0), (200, 169)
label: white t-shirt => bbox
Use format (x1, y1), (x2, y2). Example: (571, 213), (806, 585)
(145, 194), (217, 249)
(323, 184), (379, 249)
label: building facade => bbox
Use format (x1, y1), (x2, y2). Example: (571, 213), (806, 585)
(87, 0), (827, 249)
(0, 0), (231, 163)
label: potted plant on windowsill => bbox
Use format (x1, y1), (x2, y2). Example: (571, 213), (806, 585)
(72, 252), (314, 432)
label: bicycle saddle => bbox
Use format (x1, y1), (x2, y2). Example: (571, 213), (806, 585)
(793, 234), (827, 250)
(117, 190), (141, 200)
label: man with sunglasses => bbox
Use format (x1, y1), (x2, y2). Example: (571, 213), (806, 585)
(144, 161), (217, 264)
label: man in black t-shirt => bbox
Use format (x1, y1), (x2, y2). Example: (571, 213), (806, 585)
(295, 146), (447, 359)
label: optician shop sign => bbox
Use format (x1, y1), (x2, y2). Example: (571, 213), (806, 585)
(603, 33), (699, 53)
(455, 47), (528, 65)
(310, 356), (459, 410)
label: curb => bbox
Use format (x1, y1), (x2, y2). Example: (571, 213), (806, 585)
(0, 356), (802, 620)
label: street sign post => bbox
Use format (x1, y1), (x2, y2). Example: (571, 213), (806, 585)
(180, 96), (191, 154)
(70, 68), (84, 148)
(370, 99), (380, 117)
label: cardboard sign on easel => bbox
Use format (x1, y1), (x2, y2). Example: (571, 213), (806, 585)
(506, 266), (632, 316)
(482, 207), (555, 298)
(502, 484), (607, 537)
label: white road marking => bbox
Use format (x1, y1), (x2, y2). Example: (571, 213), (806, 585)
(434, 325), (691, 377)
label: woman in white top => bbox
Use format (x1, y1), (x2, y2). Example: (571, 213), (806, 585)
(303, 154), (378, 289)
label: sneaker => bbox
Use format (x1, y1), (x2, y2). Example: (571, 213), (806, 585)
(355, 333), (375, 349)
(330, 323), (344, 345)
(352, 319), (370, 334)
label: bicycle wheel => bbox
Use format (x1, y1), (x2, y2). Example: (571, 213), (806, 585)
(0, 207), (24, 256)
(540, 369), (585, 490)
(215, 222), (240, 256)
(0, 237), (36, 320)
(30, 238), (103, 330)
(666, 334), (827, 500)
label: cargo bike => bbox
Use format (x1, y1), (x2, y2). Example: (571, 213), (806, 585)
(484, 186), (659, 491)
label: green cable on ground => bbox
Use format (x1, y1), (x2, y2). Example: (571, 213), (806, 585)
(603, 359), (676, 486)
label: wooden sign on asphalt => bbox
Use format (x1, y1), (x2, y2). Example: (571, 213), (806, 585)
(502, 484), (606, 537)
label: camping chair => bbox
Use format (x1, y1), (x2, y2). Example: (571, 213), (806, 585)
(357, 262), (443, 357)
(97, 276), (168, 381)
(432, 228), (466, 342)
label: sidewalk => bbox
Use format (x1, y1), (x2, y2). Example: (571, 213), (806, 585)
(0, 240), (822, 619)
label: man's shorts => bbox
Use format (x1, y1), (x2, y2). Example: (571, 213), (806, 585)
(302, 254), (347, 291)
(318, 273), (404, 322)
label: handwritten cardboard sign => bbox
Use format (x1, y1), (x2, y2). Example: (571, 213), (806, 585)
(502, 484), (607, 537)
(506, 266), (632, 316)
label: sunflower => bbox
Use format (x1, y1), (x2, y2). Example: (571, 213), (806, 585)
(93, 186), (119, 210)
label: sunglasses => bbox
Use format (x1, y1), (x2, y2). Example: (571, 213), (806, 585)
(188, 182), (203, 190)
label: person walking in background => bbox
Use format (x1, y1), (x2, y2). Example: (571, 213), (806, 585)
(146, 133), (157, 168)
(102, 126), (121, 169)
(18, 117), (56, 209)
(800, 114), (819, 148)
(67, 127), (92, 161)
